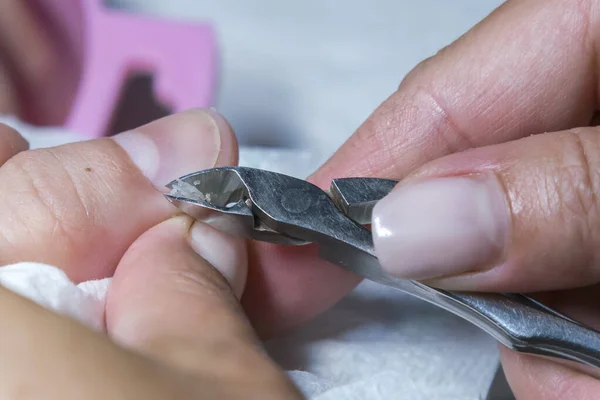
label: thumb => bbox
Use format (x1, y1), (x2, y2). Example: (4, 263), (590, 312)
(105, 216), (301, 398)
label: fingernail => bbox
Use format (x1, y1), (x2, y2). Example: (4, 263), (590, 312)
(188, 221), (247, 298)
(112, 109), (226, 186)
(372, 175), (509, 279)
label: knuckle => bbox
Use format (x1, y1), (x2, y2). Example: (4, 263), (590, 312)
(399, 46), (448, 91)
(398, 58), (429, 91)
(353, 82), (472, 177)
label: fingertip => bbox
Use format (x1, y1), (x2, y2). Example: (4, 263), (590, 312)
(0, 123), (29, 165)
(111, 108), (239, 187)
(1, 123), (29, 149)
(159, 108), (239, 167)
(205, 107), (239, 167)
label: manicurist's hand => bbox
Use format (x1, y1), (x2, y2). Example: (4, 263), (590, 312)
(272, 0), (599, 398)
(0, 111), (302, 399)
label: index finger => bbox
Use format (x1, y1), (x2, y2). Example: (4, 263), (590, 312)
(242, 0), (600, 336)
(314, 0), (598, 182)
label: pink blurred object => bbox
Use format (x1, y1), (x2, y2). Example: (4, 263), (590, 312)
(28, 0), (217, 138)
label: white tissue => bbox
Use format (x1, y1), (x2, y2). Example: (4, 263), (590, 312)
(0, 262), (499, 399)
(0, 263), (110, 332)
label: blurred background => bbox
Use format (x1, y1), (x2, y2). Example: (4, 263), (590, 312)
(107, 0), (504, 165)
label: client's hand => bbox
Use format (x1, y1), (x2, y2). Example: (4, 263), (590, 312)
(0, 110), (302, 399)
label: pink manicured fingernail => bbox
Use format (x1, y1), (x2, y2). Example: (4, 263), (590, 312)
(372, 175), (509, 280)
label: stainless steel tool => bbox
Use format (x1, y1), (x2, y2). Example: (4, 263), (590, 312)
(164, 166), (600, 369)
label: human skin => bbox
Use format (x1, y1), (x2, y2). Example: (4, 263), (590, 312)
(0, 112), (304, 399)
(2, 0), (600, 398)
(241, 0), (600, 397)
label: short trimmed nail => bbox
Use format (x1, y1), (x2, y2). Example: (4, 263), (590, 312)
(112, 109), (225, 186)
(372, 175), (509, 279)
(188, 221), (247, 298)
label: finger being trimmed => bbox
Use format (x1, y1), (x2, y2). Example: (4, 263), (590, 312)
(0, 109), (237, 282)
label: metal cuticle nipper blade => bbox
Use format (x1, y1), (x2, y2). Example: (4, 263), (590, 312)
(164, 166), (600, 371)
